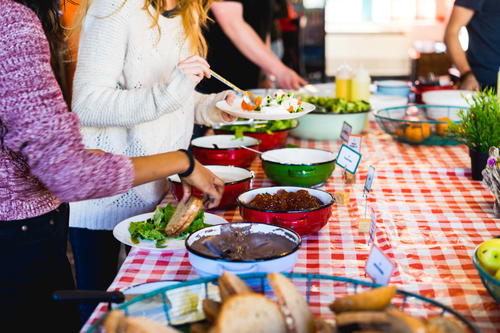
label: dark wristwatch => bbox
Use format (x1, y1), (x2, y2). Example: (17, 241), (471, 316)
(178, 149), (195, 178)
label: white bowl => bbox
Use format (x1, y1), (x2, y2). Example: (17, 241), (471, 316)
(169, 165), (253, 185)
(191, 135), (259, 149)
(422, 90), (474, 120)
(185, 223), (301, 277)
(261, 148), (336, 165)
(369, 95), (408, 111)
(422, 89), (474, 107)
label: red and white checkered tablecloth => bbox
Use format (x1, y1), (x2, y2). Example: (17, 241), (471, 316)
(82, 126), (500, 332)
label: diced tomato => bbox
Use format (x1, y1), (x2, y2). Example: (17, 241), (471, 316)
(241, 96), (262, 111)
(241, 100), (254, 111)
(288, 106), (294, 113)
(254, 96), (262, 107)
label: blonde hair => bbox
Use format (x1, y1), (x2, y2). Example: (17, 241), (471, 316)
(72, 0), (215, 57)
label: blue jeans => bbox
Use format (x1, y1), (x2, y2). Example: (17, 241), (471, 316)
(69, 227), (124, 326)
(0, 203), (79, 332)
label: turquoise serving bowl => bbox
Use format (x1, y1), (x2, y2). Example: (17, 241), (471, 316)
(289, 111), (369, 141)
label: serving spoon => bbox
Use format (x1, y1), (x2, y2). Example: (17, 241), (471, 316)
(210, 69), (258, 105)
(240, 145), (284, 163)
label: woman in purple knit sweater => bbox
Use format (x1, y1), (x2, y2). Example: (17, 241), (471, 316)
(0, 0), (225, 331)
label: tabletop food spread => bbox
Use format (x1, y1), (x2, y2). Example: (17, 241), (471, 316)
(82, 114), (500, 332)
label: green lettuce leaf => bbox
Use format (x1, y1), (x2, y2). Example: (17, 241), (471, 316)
(128, 203), (207, 247)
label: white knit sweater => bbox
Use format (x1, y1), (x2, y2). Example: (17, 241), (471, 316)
(69, 0), (228, 230)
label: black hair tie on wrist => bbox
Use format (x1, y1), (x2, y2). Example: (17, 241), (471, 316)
(178, 149), (195, 178)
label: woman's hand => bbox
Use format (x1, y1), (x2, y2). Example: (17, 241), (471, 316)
(178, 56), (211, 84)
(180, 160), (224, 209)
(459, 73), (480, 91)
(220, 92), (237, 122)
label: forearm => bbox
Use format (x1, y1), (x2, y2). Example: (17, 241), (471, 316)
(73, 67), (194, 127)
(131, 151), (189, 186)
(444, 31), (471, 74)
(444, 5), (475, 75)
(223, 21), (285, 75)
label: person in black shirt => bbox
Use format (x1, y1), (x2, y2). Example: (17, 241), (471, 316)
(198, 0), (306, 94)
(444, 0), (500, 90)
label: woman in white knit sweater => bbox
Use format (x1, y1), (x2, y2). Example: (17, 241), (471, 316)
(69, 0), (235, 324)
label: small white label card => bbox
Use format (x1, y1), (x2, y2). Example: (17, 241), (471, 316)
(347, 134), (362, 152)
(336, 144), (362, 174)
(340, 121), (352, 144)
(365, 245), (395, 285)
(364, 165), (376, 193)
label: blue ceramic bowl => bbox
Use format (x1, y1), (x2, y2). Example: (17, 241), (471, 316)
(376, 80), (411, 97)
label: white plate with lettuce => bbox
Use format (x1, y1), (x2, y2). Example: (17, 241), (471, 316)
(113, 203), (228, 251)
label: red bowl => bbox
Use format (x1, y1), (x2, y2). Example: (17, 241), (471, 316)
(191, 135), (260, 168)
(214, 125), (297, 152)
(169, 165), (253, 210)
(237, 186), (334, 236)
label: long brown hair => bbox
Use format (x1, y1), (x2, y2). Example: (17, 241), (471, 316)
(73, 0), (216, 57)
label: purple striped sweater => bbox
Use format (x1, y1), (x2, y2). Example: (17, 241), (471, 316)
(0, 0), (134, 220)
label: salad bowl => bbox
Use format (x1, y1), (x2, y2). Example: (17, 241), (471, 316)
(290, 97), (371, 141)
(214, 119), (298, 152)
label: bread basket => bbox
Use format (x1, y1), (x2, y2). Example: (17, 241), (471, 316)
(86, 273), (479, 332)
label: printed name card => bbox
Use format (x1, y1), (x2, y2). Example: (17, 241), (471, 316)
(336, 144), (362, 174)
(365, 245), (395, 285)
(347, 134), (362, 152)
(340, 121), (352, 144)
(364, 165), (376, 193)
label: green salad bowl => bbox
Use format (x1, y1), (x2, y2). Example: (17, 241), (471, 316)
(261, 148), (336, 187)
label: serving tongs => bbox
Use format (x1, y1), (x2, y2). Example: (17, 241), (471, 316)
(52, 289), (170, 306)
(210, 69), (259, 105)
(212, 119), (268, 129)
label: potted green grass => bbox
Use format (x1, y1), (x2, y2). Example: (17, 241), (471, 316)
(447, 89), (500, 181)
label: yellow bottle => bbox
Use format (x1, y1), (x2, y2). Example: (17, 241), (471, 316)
(335, 64), (353, 100)
(351, 65), (371, 101)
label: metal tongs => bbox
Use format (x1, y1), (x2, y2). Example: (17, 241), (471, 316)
(212, 119), (268, 129)
(210, 69), (259, 105)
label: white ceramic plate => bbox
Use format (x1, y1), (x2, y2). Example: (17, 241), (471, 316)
(113, 212), (228, 251)
(216, 97), (315, 120)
